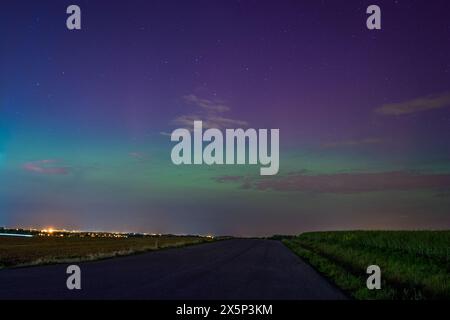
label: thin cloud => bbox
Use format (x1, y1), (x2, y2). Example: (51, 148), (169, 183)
(172, 114), (248, 130)
(321, 138), (382, 148)
(214, 171), (450, 194)
(23, 160), (71, 175)
(164, 94), (248, 133)
(183, 94), (230, 113)
(214, 175), (245, 183)
(375, 92), (450, 116)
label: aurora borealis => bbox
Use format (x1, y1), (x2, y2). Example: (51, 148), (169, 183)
(1, 0), (450, 235)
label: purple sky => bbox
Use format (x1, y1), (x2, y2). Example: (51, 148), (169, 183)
(1, 0), (449, 235)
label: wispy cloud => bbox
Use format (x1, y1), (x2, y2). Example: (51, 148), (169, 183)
(172, 114), (248, 130)
(23, 160), (71, 175)
(321, 138), (382, 148)
(165, 94), (248, 133)
(375, 92), (450, 116)
(183, 94), (230, 113)
(214, 171), (450, 194)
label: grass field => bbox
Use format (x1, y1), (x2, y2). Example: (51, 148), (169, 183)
(283, 231), (450, 300)
(0, 235), (211, 268)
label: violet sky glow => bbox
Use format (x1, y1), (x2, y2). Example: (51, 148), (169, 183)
(1, 0), (450, 235)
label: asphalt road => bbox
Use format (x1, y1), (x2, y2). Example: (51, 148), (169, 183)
(0, 239), (347, 300)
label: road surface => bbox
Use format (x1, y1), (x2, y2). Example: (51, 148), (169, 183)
(0, 239), (347, 300)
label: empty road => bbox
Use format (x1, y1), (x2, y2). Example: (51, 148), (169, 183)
(0, 239), (347, 300)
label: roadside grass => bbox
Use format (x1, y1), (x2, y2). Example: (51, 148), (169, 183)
(283, 231), (450, 300)
(0, 236), (211, 268)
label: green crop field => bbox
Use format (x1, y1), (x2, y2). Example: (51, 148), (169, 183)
(0, 235), (211, 268)
(283, 231), (450, 300)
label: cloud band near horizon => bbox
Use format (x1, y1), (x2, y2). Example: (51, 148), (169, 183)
(214, 171), (450, 194)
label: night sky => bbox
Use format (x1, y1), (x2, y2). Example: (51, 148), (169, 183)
(1, 0), (450, 236)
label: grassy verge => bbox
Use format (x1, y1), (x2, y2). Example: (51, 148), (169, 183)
(0, 235), (212, 268)
(283, 231), (450, 300)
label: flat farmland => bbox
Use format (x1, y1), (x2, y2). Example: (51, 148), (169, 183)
(0, 235), (209, 268)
